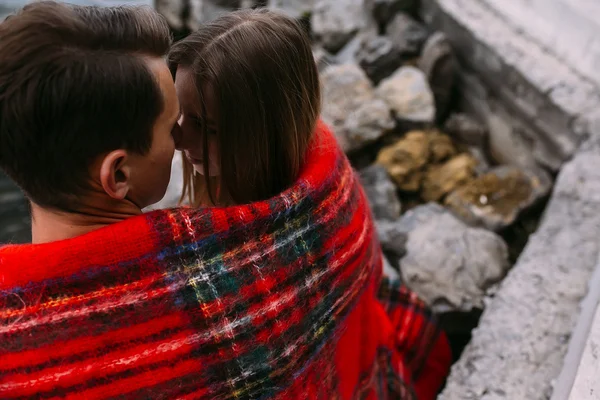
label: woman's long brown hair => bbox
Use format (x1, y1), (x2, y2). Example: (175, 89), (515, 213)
(168, 9), (321, 206)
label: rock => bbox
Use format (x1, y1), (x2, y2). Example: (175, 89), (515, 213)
(156, 0), (186, 31)
(376, 219), (408, 259)
(445, 166), (552, 231)
(376, 66), (436, 123)
(386, 12), (429, 58)
(187, 0), (230, 27)
(382, 255), (401, 280)
(356, 35), (403, 85)
(418, 32), (458, 122)
(367, 0), (418, 27)
(321, 64), (394, 152)
(211, 0), (241, 6)
(359, 165), (401, 220)
(444, 112), (488, 148)
(422, 153), (477, 202)
(468, 146), (491, 176)
(313, 46), (335, 72)
(376, 130), (456, 191)
(344, 99), (395, 149)
(312, 0), (368, 53)
(240, 0), (262, 8)
(376, 131), (429, 191)
(375, 201), (446, 260)
(399, 203), (510, 314)
(268, 0), (314, 19)
(428, 130), (456, 162)
(335, 30), (375, 65)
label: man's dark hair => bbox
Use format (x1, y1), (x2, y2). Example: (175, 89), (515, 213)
(0, 1), (172, 210)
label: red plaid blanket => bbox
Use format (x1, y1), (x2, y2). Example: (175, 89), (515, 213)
(0, 121), (450, 399)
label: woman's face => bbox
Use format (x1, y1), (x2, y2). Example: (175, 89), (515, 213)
(174, 67), (220, 177)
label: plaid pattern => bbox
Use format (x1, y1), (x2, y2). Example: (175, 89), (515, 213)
(0, 121), (450, 399)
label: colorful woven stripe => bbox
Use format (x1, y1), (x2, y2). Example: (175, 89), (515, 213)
(0, 121), (450, 399)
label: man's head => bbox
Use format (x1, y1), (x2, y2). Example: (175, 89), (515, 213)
(0, 1), (179, 213)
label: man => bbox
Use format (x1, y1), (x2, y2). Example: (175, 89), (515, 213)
(0, 2), (179, 244)
(0, 2), (189, 397)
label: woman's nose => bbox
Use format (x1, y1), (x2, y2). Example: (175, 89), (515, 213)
(172, 123), (183, 149)
(174, 117), (193, 151)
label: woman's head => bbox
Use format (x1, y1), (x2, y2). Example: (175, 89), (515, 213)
(168, 9), (321, 206)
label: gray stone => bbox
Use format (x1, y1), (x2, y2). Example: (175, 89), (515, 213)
(385, 12), (429, 58)
(321, 64), (394, 152)
(312, 0), (368, 53)
(356, 35), (403, 85)
(459, 69), (544, 170)
(268, 0), (314, 19)
(382, 255), (401, 280)
(359, 165), (401, 220)
(468, 146), (491, 176)
(345, 99), (395, 150)
(367, 0), (418, 27)
(418, 31), (457, 122)
(156, 0), (186, 30)
(312, 46), (336, 73)
(0, 172), (30, 244)
(444, 112), (488, 148)
(211, 0), (240, 6)
(334, 31), (374, 65)
(375, 66), (436, 123)
(398, 203), (509, 314)
(239, 0), (261, 8)
(445, 166), (552, 232)
(186, 0), (229, 28)
(375, 219), (408, 258)
(439, 137), (600, 400)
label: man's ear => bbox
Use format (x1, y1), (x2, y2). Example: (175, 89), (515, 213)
(99, 150), (131, 200)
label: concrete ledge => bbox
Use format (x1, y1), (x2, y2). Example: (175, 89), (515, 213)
(566, 305), (600, 400)
(439, 136), (600, 399)
(420, 0), (600, 170)
(551, 253), (600, 400)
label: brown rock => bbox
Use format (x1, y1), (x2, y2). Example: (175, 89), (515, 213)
(376, 131), (429, 191)
(422, 153), (478, 202)
(376, 129), (458, 192)
(445, 166), (552, 231)
(429, 130), (456, 163)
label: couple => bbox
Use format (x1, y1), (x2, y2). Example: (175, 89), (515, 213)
(0, 2), (451, 399)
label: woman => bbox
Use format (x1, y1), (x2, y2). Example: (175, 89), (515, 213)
(168, 8), (451, 399)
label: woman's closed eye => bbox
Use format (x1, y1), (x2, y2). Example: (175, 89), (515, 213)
(191, 117), (217, 135)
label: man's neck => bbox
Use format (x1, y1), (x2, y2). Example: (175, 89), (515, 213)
(30, 200), (142, 244)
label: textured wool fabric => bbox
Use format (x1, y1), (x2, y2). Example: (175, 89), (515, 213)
(0, 121), (450, 399)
